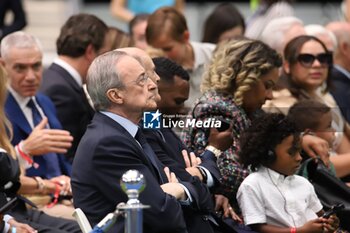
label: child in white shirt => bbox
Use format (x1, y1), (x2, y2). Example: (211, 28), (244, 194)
(237, 113), (339, 233)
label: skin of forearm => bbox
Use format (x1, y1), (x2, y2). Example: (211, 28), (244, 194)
(330, 154), (350, 177)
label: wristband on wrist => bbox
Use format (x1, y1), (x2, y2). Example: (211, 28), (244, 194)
(205, 145), (222, 157)
(47, 182), (60, 208)
(16, 142), (39, 169)
(290, 227), (297, 233)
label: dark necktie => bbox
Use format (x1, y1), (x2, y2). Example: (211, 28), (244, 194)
(135, 128), (166, 184)
(26, 98), (61, 178)
(27, 98), (42, 126)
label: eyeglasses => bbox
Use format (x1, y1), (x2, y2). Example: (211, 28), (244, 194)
(296, 53), (332, 68)
(128, 73), (150, 86)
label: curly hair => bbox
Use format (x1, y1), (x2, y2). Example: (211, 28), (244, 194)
(153, 57), (189, 82)
(239, 113), (300, 171)
(201, 39), (282, 106)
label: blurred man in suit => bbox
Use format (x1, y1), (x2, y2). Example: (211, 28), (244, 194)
(326, 22), (350, 124)
(40, 13), (109, 162)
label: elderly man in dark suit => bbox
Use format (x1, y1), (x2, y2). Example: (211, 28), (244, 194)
(326, 22), (350, 124)
(72, 50), (218, 233)
(116, 48), (228, 233)
(40, 14), (109, 162)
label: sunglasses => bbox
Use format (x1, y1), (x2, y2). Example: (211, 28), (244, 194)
(296, 53), (332, 68)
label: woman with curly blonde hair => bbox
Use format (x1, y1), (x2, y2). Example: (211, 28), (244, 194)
(181, 38), (282, 212)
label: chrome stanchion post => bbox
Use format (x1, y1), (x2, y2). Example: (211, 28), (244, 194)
(89, 170), (149, 233)
(119, 170), (150, 233)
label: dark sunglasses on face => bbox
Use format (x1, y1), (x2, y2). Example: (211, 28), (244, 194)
(296, 53), (332, 68)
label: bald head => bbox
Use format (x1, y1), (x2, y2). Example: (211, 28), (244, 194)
(326, 21), (350, 34)
(326, 21), (350, 70)
(117, 47), (146, 59)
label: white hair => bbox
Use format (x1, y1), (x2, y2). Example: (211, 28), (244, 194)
(0, 31), (43, 59)
(260, 16), (304, 53)
(87, 50), (127, 111)
(305, 24), (338, 51)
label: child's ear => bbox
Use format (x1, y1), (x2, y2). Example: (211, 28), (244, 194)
(182, 30), (190, 43)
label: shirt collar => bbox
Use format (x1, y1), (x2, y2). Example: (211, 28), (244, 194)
(190, 41), (210, 70)
(334, 64), (350, 80)
(8, 86), (31, 110)
(100, 111), (139, 137)
(54, 58), (83, 87)
(260, 166), (294, 184)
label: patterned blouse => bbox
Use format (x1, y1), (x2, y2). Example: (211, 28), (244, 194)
(181, 90), (251, 212)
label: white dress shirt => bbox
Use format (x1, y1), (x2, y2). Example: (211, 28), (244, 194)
(237, 166), (322, 228)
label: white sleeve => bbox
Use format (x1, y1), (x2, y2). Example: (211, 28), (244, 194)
(3, 215), (13, 233)
(237, 181), (266, 226)
(307, 183), (323, 213)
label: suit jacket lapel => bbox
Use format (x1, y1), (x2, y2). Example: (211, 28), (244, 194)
(5, 93), (32, 135)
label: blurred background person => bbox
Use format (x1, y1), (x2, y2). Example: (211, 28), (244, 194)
(245, 0), (294, 40)
(110, 0), (185, 23)
(288, 100), (350, 181)
(305, 24), (337, 53)
(326, 21), (350, 125)
(146, 7), (215, 107)
(0, 0), (26, 41)
(202, 3), (245, 44)
(260, 16), (305, 55)
(129, 14), (149, 50)
(106, 26), (132, 51)
(40, 14), (109, 163)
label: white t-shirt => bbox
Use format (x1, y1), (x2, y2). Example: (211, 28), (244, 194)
(237, 166), (322, 228)
(186, 41), (215, 108)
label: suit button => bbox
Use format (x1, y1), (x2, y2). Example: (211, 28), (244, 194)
(202, 215), (208, 221)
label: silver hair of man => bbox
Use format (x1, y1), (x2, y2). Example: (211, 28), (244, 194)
(305, 24), (338, 51)
(0, 31), (43, 60)
(260, 16), (304, 53)
(86, 50), (129, 111)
